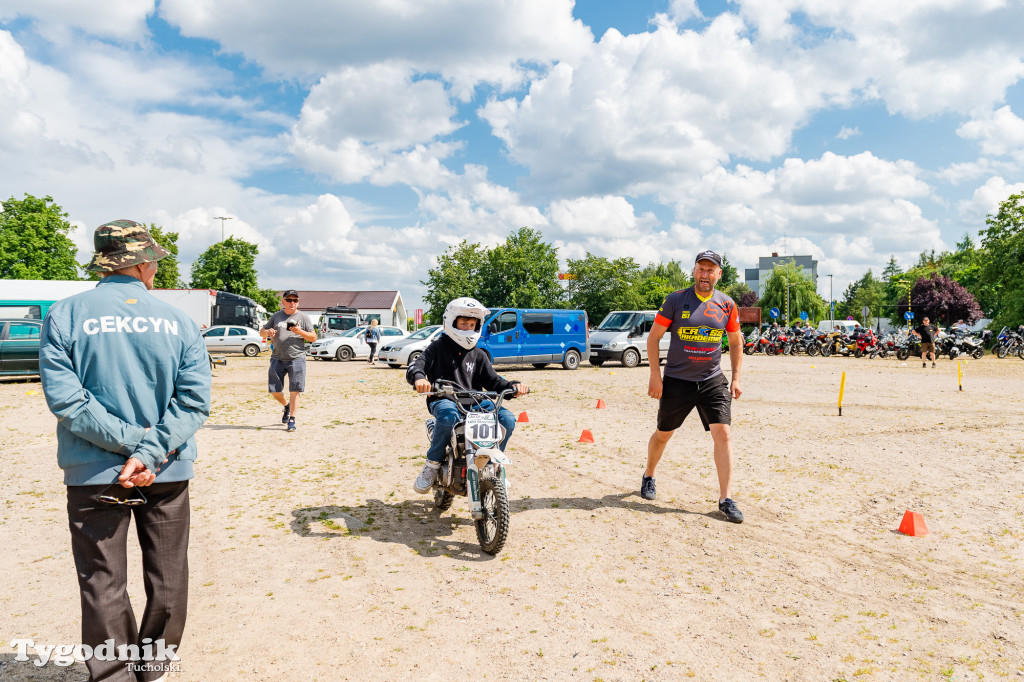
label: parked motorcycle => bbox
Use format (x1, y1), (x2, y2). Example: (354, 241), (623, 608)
(743, 329), (772, 355)
(895, 335), (922, 361)
(424, 381), (525, 555)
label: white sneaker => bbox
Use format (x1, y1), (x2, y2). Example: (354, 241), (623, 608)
(413, 462), (440, 493)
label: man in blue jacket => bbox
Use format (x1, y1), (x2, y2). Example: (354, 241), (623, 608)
(40, 220), (210, 682)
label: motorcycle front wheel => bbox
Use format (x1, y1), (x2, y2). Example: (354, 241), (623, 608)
(896, 347), (910, 361)
(972, 348), (983, 359)
(433, 488), (454, 512)
(997, 345), (1009, 358)
(475, 475), (510, 555)
(807, 343), (820, 357)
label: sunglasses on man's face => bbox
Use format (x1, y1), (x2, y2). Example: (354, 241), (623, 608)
(283, 298), (299, 303)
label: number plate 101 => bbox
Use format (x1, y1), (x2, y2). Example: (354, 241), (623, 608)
(465, 413), (504, 448)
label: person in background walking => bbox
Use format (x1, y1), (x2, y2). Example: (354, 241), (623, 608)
(365, 319), (381, 364)
(913, 316), (939, 368)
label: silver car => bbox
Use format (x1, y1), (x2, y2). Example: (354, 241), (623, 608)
(377, 325), (442, 368)
(202, 325), (268, 356)
(307, 325), (407, 361)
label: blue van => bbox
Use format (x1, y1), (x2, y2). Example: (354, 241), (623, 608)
(478, 308), (589, 369)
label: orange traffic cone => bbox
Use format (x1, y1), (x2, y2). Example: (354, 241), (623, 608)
(578, 429), (594, 443)
(517, 411), (530, 423)
(898, 510), (930, 537)
(596, 399), (606, 409)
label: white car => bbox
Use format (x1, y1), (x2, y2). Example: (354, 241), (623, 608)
(377, 325), (443, 368)
(202, 325), (268, 356)
(307, 325), (407, 361)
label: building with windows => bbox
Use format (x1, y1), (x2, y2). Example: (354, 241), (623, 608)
(744, 253), (818, 296)
(289, 290), (407, 330)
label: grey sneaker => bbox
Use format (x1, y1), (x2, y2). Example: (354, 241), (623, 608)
(640, 475), (656, 500)
(718, 498), (744, 523)
(413, 462), (440, 494)
(286, 417), (296, 432)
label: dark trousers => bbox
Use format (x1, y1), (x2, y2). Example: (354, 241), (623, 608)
(367, 342), (378, 361)
(67, 481), (190, 682)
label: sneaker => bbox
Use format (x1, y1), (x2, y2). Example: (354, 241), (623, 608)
(281, 405), (290, 423)
(718, 498), (744, 523)
(932, 362), (936, 368)
(922, 362), (927, 368)
(286, 417), (296, 432)
(414, 462), (440, 494)
(640, 475), (656, 500)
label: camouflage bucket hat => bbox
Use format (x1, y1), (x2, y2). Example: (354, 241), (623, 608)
(85, 220), (170, 273)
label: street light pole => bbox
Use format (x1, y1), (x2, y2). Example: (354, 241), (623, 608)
(827, 274), (834, 328)
(213, 216), (233, 242)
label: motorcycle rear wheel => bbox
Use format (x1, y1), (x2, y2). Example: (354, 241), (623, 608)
(782, 343), (792, 356)
(475, 476), (510, 555)
(743, 345), (754, 355)
(972, 348), (983, 359)
(854, 347), (864, 359)
(807, 343), (820, 357)
(896, 347), (910, 361)
(765, 344), (777, 356)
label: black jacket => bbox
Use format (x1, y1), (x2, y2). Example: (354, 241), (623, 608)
(406, 334), (517, 407)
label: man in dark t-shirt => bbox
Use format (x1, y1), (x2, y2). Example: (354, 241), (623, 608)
(641, 250), (746, 523)
(913, 316), (938, 368)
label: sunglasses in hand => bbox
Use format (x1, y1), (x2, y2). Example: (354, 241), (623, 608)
(95, 482), (148, 506)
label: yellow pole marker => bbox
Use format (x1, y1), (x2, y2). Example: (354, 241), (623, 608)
(838, 371), (846, 416)
(958, 360), (963, 392)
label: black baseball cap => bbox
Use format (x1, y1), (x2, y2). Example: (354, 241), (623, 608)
(695, 250), (723, 267)
(281, 290), (299, 300)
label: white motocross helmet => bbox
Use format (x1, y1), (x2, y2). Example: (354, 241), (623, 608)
(443, 297), (490, 350)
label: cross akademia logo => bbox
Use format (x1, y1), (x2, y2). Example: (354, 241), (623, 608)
(9, 638), (180, 668)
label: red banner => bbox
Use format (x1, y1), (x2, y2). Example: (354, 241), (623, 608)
(415, 308), (423, 325)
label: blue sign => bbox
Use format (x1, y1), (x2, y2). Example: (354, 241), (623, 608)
(769, 307), (780, 319)
(799, 311), (808, 321)
(904, 311), (915, 321)
(830, 301), (836, 312)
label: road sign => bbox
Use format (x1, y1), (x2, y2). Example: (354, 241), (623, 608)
(800, 311), (808, 321)
(904, 311), (915, 321)
(769, 307), (780, 319)
(830, 300), (835, 312)
(846, 316), (853, 320)
(861, 306), (870, 319)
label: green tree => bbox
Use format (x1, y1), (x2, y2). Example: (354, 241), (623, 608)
(149, 225), (182, 289)
(479, 227), (563, 310)
(981, 192), (1024, 327)
(720, 253), (739, 287)
(639, 260), (691, 291)
(420, 240), (487, 324)
(189, 237), (271, 308)
(565, 254), (643, 323)
(0, 194), (80, 280)
(837, 269), (884, 324)
(759, 260), (826, 325)
(723, 282), (753, 304)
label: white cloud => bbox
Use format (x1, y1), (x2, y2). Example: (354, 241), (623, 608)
(481, 15), (827, 198)
(837, 126), (860, 139)
(547, 195), (658, 239)
(158, 0), (593, 92)
(956, 176), (1024, 229)
(957, 106), (1024, 158)
(0, 0), (153, 41)
(289, 65), (463, 186)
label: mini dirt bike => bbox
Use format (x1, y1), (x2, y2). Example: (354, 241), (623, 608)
(424, 381), (524, 555)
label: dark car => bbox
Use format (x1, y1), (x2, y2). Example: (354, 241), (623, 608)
(0, 319), (43, 378)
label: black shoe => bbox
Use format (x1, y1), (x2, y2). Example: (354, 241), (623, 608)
(282, 405), (290, 424)
(718, 498), (744, 523)
(640, 476), (656, 500)
(922, 362), (927, 368)
(287, 417), (296, 432)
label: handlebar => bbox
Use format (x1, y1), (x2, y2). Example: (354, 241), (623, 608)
(424, 380), (528, 413)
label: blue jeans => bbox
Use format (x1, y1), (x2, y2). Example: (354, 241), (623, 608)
(426, 399), (516, 463)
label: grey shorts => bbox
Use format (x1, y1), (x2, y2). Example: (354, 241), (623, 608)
(269, 357), (306, 393)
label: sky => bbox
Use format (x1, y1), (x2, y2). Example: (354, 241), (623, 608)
(2, 0), (1024, 310)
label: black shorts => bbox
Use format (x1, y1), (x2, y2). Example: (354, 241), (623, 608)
(656, 373), (731, 432)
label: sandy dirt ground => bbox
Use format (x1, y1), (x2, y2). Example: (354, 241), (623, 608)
(1, 351), (1023, 681)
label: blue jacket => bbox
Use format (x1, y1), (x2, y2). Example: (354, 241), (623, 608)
(40, 276), (211, 485)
